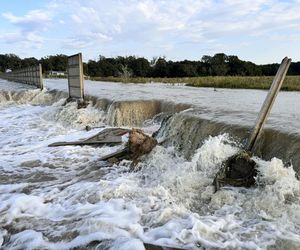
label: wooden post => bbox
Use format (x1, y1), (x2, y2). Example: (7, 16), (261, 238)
(247, 57), (291, 152)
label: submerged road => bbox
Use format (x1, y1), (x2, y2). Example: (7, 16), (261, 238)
(1, 78), (300, 134)
(44, 78), (300, 134)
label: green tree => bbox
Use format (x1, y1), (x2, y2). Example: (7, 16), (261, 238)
(21, 57), (39, 68)
(152, 57), (168, 77)
(210, 53), (229, 76)
(169, 61), (198, 77)
(129, 57), (150, 77)
(227, 56), (245, 76)
(87, 60), (99, 77)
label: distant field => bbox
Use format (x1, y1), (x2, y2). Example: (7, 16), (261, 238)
(90, 76), (300, 91)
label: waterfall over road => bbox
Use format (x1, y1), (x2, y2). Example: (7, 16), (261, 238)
(0, 79), (299, 249)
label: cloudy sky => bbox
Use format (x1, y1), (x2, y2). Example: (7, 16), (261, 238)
(0, 0), (300, 63)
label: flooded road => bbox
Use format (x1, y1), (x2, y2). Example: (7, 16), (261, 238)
(45, 79), (300, 134)
(0, 79), (299, 249)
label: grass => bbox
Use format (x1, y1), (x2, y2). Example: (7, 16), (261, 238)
(90, 75), (300, 91)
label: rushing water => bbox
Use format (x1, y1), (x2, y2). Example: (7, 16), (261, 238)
(0, 80), (300, 249)
(45, 79), (300, 135)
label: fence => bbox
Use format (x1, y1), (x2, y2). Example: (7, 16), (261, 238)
(0, 64), (43, 89)
(67, 53), (84, 101)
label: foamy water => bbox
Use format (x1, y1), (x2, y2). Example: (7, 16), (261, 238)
(0, 86), (299, 250)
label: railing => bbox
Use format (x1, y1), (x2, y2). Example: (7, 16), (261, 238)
(0, 64), (43, 89)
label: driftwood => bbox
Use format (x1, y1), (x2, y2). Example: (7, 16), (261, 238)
(48, 128), (129, 147)
(99, 128), (157, 163)
(85, 125), (105, 131)
(49, 127), (157, 165)
(99, 148), (128, 161)
(128, 128), (157, 161)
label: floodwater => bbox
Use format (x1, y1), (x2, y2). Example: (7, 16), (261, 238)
(45, 79), (300, 134)
(0, 79), (299, 249)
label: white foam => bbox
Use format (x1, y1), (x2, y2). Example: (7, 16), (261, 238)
(0, 194), (48, 224)
(192, 133), (240, 176)
(0, 183), (28, 194)
(0, 87), (300, 249)
(0, 229), (7, 247)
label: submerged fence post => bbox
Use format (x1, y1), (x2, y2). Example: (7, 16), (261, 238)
(247, 57), (291, 152)
(67, 53), (85, 103)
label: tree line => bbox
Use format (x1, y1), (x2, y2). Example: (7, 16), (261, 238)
(1, 53), (300, 77)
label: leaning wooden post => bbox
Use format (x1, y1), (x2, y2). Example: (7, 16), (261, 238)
(247, 57), (291, 152)
(213, 57), (292, 191)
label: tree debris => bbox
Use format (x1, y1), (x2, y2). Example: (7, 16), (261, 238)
(213, 151), (257, 191)
(49, 127), (157, 165)
(128, 128), (157, 161)
(48, 128), (129, 147)
(99, 128), (157, 164)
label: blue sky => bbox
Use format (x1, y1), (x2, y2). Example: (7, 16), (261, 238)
(0, 0), (300, 63)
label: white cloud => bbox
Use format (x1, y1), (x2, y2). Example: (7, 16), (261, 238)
(3, 10), (51, 24)
(1, 9), (52, 49)
(51, 0), (210, 51)
(2, 9), (52, 31)
(62, 31), (112, 50)
(70, 14), (82, 24)
(1, 0), (300, 62)
(0, 31), (43, 49)
(52, 0), (300, 49)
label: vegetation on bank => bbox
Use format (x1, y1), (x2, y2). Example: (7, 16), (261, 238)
(1, 53), (300, 78)
(84, 54), (300, 78)
(90, 75), (300, 91)
(1, 53), (299, 90)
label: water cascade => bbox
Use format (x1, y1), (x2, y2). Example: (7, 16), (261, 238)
(0, 84), (299, 249)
